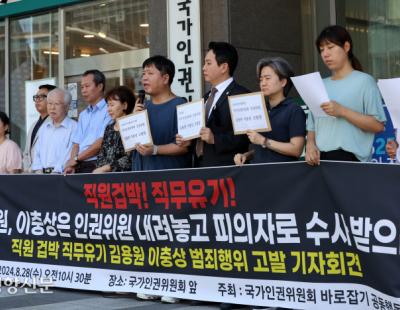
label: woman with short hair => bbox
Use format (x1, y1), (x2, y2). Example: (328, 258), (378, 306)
(93, 86), (136, 173)
(234, 57), (306, 165)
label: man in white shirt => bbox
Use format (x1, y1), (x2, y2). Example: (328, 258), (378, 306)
(31, 88), (77, 174)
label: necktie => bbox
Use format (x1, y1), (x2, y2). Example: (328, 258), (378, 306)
(204, 87), (218, 121)
(196, 87), (218, 157)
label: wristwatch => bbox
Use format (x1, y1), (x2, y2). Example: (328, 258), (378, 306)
(74, 154), (80, 162)
(152, 145), (158, 155)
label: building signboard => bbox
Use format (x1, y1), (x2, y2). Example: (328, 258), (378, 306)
(167, 0), (202, 101)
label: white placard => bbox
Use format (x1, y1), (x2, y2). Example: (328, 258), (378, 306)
(117, 110), (153, 152)
(228, 92), (271, 135)
(177, 99), (204, 140)
(167, 0), (202, 101)
(377, 78), (400, 129)
(291, 72), (330, 118)
(25, 78), (56, 135)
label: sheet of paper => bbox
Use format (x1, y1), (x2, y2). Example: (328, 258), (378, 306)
(117, 110), (153, 152)
(291, 72), (330, 117)
(228, 92), (271, 134)
(177, 99), (204, 140)
(378, 78), (400, 129)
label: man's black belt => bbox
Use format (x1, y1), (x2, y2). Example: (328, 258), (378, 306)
(42, 167), (54, 174)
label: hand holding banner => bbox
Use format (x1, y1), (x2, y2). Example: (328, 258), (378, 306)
(117, 110), (153, 152)
(291, 72), (330, 118)
(228, 92), (271, 135)
(177, 99), (205, 140)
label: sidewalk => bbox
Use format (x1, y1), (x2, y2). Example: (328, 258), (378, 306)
(0, 287), (226, 310)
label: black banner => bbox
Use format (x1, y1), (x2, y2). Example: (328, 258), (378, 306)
(0, 161), (399, 309)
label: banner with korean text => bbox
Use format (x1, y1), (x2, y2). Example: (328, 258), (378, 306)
(0, 162), (399, 309)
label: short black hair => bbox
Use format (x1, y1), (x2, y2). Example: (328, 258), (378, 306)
(38, 84), (56, 92)
(82, 69), (106, 91)
(0, 112), (10, 134)
(105, 86), (136, 115)
(142, 55), (175, 85)
(208, 41), (238, 76)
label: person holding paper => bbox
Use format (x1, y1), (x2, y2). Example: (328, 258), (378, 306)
(93, 86), (135, 173)
(132, 55), (189, 171)
(306, 25), (386, 165)
(180, 41), (249, 168)
(234, 57), (306, 165)
(133, 56), (189, 303)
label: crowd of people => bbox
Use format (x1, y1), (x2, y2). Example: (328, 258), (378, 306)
(0, 26), (391, 177)
(0, 24), (397, 309)
(1, 25), (394, 179)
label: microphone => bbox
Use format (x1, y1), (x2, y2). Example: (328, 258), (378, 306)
(138, 90), (146, 104)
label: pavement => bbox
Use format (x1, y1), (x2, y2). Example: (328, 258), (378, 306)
(0, 286), (246, 310)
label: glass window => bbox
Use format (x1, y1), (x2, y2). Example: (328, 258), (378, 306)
(0, 21), (4, 113)
(123, 67), (143, 93)
(65, 0), (149, 59)
(9, 12), (58, 147)
(64, 70), (121, 114)
(64, 0), (149, 114)
(337, 0), (400, 78)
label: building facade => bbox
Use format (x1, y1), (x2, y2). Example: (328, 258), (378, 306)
(0, 0), (398, 155)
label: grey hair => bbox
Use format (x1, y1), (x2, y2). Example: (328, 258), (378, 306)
(47, 88), (72, 107)
(256, 57), (294, 96)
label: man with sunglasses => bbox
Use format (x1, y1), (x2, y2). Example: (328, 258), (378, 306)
(23, 84), (56, 172)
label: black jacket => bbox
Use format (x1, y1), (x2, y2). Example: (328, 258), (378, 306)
(196, 80), (250, 167)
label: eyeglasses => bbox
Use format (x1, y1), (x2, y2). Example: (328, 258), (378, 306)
(33, 95), (47, 101)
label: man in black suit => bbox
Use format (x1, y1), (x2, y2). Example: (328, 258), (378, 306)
(189, 42), (250, 310)
(195, 41), (250, 167)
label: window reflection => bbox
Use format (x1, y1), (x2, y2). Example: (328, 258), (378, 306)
(65, 0), (149, 59)
(9, 12), (58, 146)
(123, 67), (143, 94)
(340, 0), (400, 78)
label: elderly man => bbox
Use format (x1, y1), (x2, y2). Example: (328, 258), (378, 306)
(23, 84), (56, 172)
(31, 88), (77, 174)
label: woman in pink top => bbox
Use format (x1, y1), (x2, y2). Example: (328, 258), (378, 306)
(0, 112), (22, 174)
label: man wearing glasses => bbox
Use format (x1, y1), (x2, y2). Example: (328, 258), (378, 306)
(23, 84), (56, 172)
